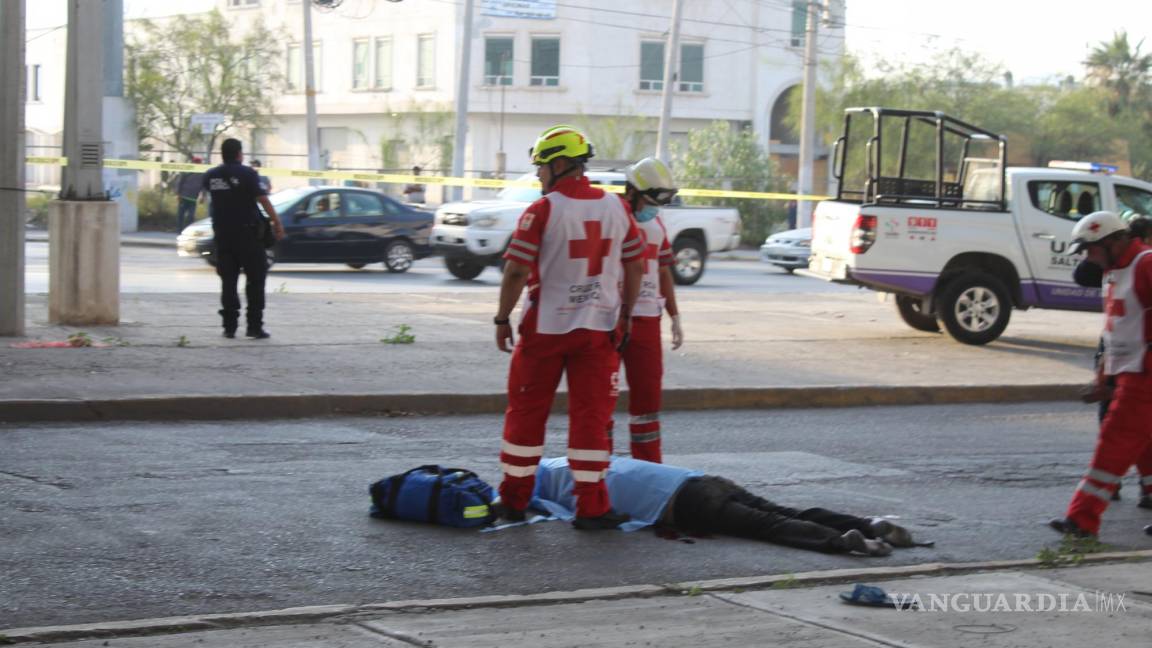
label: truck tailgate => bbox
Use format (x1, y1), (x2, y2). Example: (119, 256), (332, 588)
(803, 200), (860, 281)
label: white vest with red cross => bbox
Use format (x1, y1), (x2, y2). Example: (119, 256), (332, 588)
(634, 217), (669, 318)
(1103, 249), (1152, 375)
(535, 192), (631, 334)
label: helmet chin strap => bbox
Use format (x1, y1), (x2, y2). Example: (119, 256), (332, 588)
(544, 159), (580, 193)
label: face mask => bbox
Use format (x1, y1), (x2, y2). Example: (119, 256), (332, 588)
(636, 205), (660, 222)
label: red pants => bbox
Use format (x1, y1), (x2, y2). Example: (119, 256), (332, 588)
(614, 316), (664, 463)
(499, 311), (617, 518)
(1066, 367), (1152, 534)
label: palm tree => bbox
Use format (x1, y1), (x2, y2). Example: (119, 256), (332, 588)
(1084, 31), (1152, 116)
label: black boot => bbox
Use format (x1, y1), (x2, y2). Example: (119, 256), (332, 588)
(219, 309), (238, 338)
(245, 327), (270, 339)
(573, 509), (630, 530)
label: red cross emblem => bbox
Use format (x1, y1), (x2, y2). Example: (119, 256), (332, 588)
(569, 220), (612, 277)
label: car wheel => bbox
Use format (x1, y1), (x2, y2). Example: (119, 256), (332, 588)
(782, 266), (796, 275)
(347, 262), (367, 270)
(895, 294), (940, 332)
(444, 256), (485, 280)
(672, 237), (706, 285)
(936, 272), (1011, 345)
(384, 239), (415, 273)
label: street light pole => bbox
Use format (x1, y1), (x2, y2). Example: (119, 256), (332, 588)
(654, 0), (684, 162)
(302, 0), (321, 175)
(0, 0), (25, 336)
(796, 0), (821, 228)
(451, 0), (475, 200)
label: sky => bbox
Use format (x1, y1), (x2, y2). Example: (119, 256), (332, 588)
(25, 0), (1152, 85)
(844, 0), (1152, 84)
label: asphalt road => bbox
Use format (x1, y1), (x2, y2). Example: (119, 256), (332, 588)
(22, 241), (859, 295)
(4, 401), (1148, 629)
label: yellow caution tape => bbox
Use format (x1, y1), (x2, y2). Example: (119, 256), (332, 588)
(24, 156), (830, 202)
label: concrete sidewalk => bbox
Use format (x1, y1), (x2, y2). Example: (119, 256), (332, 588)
(5, 556), (1149, 646)
(1, 288), (1101, 422)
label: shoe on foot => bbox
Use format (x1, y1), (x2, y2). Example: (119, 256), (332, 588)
(869, 518), (915, 548)
(246, 328), (270, 339)
(1048, 517), (1095, 538)
(223, 329), (236, 339)
(572, 509), (630, 530)
(1138, 495), (1152, 510)
(1145, 524), (1152, 536)
(490, 500), (526, 523)
(840, 529), (892, 556)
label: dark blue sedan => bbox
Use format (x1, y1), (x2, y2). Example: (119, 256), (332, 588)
(177, 186), (434, 272)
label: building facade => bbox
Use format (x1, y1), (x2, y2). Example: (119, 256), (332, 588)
(26, 0), (844, 207)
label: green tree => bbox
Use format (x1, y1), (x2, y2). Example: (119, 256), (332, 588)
(1084, 31), (1152, 116)
(671, 121), (786, 244)
(125, 10), (284, 161)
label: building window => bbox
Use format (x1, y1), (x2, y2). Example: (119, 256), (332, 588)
(678, 43), (703, 92)
(484, 37), (513, 86)
(639, 41), (664, 91)
(286, 42), (322, 93)
(530, 37), (559, 86)
(791, 1), (806, 47)
(227, 0), (260, 7)
(26, 64), (41, 102)
(639, 41), (702, 92)
(416, 34), (435, 88)
(352, 39), (369, 90)
(374, 37), (392, 90)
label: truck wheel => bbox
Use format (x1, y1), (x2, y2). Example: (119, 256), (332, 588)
(384, 239), (415, 273)
(895, 295), (940, 332)
(672, 237), (706, 285)
(936, 273), (1011, 345)
(346, 262), (367, 270)
(444, 257), (485, 280)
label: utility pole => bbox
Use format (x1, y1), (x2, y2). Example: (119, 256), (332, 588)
(654, 0), (684, 162)
(451, 0), (475, 200)
(0, 0), (25, 336)
(796, 0), (821, 228)
(302, 0), (321, 175)
(50, 0), (119, 325)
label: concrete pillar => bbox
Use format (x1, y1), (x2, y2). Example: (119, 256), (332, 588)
(48, 202), (120, 325)
(0, 0), (26, 336)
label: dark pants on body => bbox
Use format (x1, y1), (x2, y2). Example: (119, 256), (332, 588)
(671, 476), (875, 553)
(215, 228), (267, 332)
(177, 198), (198, 230)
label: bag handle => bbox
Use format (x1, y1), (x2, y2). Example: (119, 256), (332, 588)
(382, 465), (441, 517)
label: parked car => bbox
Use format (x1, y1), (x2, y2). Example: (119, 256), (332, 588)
(430, 171), (742, 284)
(760, 227), (812, 273)
(176, 186), (433, 272)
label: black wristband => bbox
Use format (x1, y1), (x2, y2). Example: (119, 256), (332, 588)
(494, 317), (511, 325)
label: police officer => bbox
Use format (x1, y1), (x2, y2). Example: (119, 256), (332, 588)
(202, 138), (284, 339)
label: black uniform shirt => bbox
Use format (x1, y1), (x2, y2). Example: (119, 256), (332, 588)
(202, 161), (267, 236)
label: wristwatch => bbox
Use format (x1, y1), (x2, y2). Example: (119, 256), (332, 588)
(493, 316), (510, 325)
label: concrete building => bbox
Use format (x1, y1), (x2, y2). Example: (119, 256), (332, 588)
(25, 0), (844, 214)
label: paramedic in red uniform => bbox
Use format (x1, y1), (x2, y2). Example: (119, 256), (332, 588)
(612, 157), (684, 463)
(493, 125), (645, 530)
(1051, 211), (1152, 537)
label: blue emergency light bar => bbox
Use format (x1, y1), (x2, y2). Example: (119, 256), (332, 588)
(1047, 160), (1119, 174)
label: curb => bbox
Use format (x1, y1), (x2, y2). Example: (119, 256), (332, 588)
(5, 551), (1150, 644)
(24, 232), (175, 249)
(0, 383), (1083, 423)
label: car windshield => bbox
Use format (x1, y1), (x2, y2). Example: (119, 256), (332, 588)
(497, 174), (543, 203)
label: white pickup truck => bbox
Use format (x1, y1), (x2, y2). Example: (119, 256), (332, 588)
(802, 107), (1152, 344)
(430, 171), (742, 284)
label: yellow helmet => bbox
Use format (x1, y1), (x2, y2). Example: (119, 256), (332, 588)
(529, 125), (595, 165)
